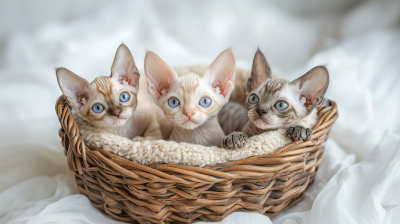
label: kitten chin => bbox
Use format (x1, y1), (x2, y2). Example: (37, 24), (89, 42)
(178, 121), (200, 130)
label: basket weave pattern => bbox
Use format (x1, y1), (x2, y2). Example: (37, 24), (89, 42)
(56, 96), (338, 224)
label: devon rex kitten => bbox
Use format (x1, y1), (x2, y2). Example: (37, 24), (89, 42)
(222, 49), (329, 150)
(56, 44), (162, 141)
(144, 48), (236, 147)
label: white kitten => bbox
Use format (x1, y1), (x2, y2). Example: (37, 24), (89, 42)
(145, 48), (236, 146)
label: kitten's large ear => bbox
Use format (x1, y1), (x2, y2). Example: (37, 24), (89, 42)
(203, 47), (236, 99)
(144, 51), (178, 100)
(291, 66), (329, 112)
(56, 68), (96, 111)
(110, 44), (139, 91)
(246, 49), (272, 93)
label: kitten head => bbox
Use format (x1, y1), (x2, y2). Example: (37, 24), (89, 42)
(56, 44), (140, 128)
(144, 48), (236, 130)
(246, 49), (329, 130)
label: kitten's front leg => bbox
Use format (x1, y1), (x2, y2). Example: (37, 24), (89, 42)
(132, 114), (163, 142)
(287, 125), (312, 141)
(222, 132), (248, 150)
(142, 114), (163, 141)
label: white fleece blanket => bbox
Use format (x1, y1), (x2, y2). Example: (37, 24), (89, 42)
(75, 109), (317, 166)
(1, 1), (400, 224)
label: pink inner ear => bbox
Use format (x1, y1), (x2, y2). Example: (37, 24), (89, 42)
(204, 48), (235, 98)
(160, 79), (172, 94)
(206, 68), (235, 98)
(212, 82), (220, 89)
(111, 44), (138, 88)
(147, 77), (172, 100)
(216, 84), (227, 97)
(211, 78), (233, 98)
(118, 74), (128, 85)
(292, 66), (329, 112)
(117, 73), (136, 87)
(144, 51), (178, 100)
(76, 93), (89, 108)
(152, 78), (172, 99)
(299, 94), (313, 111)
(212, 83), (222, 95)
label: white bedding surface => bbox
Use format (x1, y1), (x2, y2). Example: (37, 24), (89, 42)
(1, 0), (400, 223)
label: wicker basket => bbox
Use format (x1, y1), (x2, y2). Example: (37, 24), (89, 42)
(56, 96), (338, 224)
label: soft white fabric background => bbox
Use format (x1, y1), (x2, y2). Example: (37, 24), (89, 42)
(0, 0), (400, 223)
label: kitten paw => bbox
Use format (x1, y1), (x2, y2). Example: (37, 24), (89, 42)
(222, 132), (248, 150)
(287, 125), (312, 141)
(132, 136), (146, 142)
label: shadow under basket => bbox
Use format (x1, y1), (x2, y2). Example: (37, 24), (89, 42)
(56, 97), (338, 224)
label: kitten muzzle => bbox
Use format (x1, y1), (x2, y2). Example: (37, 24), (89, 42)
(265, 114), (277, 124)
(183, 118), (198, 125)
(109, 106), (123, 117)
(254, 114), (277, 126)
(183, 112), (196, 119)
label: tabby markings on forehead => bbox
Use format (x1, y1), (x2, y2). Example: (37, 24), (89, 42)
(92, 77), (113, 96)
(261, 79), (289, 95)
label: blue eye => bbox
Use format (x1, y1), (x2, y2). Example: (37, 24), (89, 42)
(168, 97), (180, 108)
(120, 92), (130, 102)
(199, 97), (212, 107)
(275, 101), (289, 110)
(248, 95), (259, 104)
(92, 104), (104, 113)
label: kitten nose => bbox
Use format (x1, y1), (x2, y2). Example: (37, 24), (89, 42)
(256, 108), (267, 116)
(184, 112), (195, 119)
(111, 107), (122, 117)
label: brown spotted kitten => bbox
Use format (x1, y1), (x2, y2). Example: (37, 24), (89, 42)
(222, 49), (329, 150)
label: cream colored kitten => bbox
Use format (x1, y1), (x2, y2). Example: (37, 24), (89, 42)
(144, 48), (236, 146)
(56, 44), (162, 141)
(223, 49), (329, 149)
